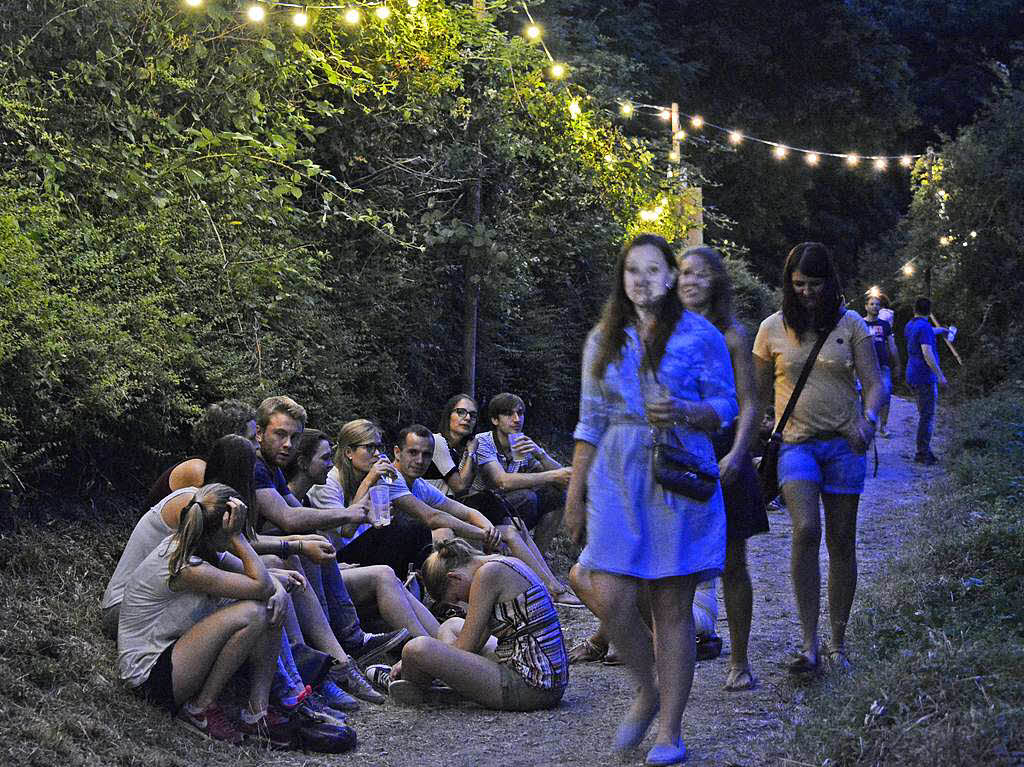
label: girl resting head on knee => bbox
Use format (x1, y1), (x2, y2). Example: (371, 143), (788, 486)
(369, 538), (568, 711)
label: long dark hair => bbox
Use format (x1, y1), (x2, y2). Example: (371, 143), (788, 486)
(204, 435), (256, 515)
(591, 233), (683, 378)
(781, 242), (843, 342)
(438, 393), (477, 451)
(285, 429), (329, 482)
(679, 246), (734, 334)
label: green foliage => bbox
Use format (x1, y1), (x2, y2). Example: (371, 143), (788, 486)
(781, 382), (1024, 766)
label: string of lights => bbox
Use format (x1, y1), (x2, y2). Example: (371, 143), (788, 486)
(184, 0), (925, 174)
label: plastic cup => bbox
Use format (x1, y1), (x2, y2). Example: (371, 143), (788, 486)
(509, 432), (531, 462)
(368, 484), (391, 527)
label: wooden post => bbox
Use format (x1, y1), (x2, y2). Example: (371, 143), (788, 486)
(462, 176), (482, 397)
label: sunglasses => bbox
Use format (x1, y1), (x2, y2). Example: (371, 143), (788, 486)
(355, 443), (385, 454)
(453, 407), (478, 420)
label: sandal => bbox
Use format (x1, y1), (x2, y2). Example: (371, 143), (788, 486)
(552, 588), (587, 609)
(724, 664), (758, 691)
(785, 651), (819, 675)
(827, 647), (852, 673)
(568, 636), (608, 664)
(602, 649), (623, 666)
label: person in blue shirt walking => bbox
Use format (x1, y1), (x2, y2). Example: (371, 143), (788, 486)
(904, 297), (948, 464)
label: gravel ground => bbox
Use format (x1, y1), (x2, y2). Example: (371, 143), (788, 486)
(278, 395), (942, 767)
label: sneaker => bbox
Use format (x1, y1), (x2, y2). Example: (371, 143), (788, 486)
(177, 702), (243, 745)
(334, 659), (386, 704)
(365, 663), (392, 696)
(877, 427), (891, 439)
(317, 679), (360, 712)
(238, 707), (295, 749)
(696, 634), (723, 661)
(767, 496), (785, 512)
(296, 720), (358, 754)
(296, 693), (349, 726)
(352, 628), (410, 668)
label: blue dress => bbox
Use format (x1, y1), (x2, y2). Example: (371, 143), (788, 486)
(574, 312), (737, 580)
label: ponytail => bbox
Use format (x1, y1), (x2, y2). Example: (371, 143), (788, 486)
(420, 538), (482, 601)
(167, 483), (245, 577)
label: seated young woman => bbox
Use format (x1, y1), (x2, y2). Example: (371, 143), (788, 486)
(366, 538), (569, 710)
(285, 429), (440, 641)
(117, 483), (343, 749)
(307, 419), (504, 581)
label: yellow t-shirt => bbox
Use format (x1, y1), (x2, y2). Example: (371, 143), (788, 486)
(752, 309), (871, 443)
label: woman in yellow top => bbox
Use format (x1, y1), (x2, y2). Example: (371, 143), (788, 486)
(752, 242), (884, 673)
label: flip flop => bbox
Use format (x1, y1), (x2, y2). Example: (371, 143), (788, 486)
(552, 589), (587, 609)
(568, 637), (608, 664)
(827, 648), (852, 673)
(786, 652), (819, 675)
(724, 665), (758, 691)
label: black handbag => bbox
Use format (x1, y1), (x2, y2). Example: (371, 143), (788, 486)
(758, 316), (839, 500)
(653, 434), (719, 501)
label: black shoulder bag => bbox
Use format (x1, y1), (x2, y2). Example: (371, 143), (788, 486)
(758, 317), (838, 501)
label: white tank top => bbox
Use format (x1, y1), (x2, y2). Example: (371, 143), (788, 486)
(101, 487), (197, 610)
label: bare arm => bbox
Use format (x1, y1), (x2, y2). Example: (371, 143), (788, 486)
(478, 461), (572, 492)
(564, 440), (597, 546)
(167, 459), (206, 494)
(850, 335), (884, 451)
(393, 494), (492, 542)
(921, 344), (947, 384)
(256, 487), (369, 534)
(171, 533), (275, 601)
(887, 334), (901, 378)
(752, 353), (774, 425)
(453, 563), (504, 654)
(717, 326), (761, 485)
(442, 438), (478, 496)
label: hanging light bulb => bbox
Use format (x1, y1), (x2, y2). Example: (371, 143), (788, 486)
(568, 99), (582, 117)
(246, 4), (266, 22)
(805, 152), (820, 166)
(900, 155), (913, 167)
(902, 263), (915, 277)
(620, 102), (633, 117)
(293, 10), (308, 26)
(690, 115), (704, 129)
(375, 5), (391, 20)
(185, 0), (202, 7)
(772, 145), (788, 160)
(550, 63), (566, 79)
(874, 157), (887, 171)
(970, 230), (977, 238)
(668, 150), (680, 162)
(939, 235), (951, 246)
(672, 130), (686, 141)
(525, 24), (541, 40)
(728, 130), (743, 145)
(845, 153), (860, 167)
(344, 7), (361, 24)
(658, 109), (671, 121)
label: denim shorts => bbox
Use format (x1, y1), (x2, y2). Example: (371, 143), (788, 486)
(778, 436), (866, 495)
(879, 365), (893, 397)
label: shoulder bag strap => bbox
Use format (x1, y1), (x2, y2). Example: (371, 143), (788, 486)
(769, 313), (841, 443)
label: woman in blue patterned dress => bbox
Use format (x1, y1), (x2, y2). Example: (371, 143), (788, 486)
(564, 234), (737, 766)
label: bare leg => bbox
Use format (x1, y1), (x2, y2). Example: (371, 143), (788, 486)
(822, 493), (860, 653)
(722, 537), (755, 684)
(648, 575), (698, 747)
(586, 571), (658, 738)
(568, 564), (608, 646)
(532, 506), (564, 553)
(341, 564), (440, 638)
(289, 569), (352, 664)
(170, 600), (272, 709)
(500, 524), (566, 596)
(437, 617), (497, 658)
(782, 480), (823, 664)
(397, 636), (506, 708)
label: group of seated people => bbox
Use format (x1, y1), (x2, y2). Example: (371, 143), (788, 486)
(103, 393), (580, 752)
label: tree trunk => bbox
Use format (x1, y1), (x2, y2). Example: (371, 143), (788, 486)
(462, 176), (482, 397)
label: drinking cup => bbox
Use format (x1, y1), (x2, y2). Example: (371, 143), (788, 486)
(368, 484), (391, 527)
(509, 432), (531, 462)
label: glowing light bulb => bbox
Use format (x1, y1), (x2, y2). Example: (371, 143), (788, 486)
(550, 63), (566, 79)
(772, 145), (788, 160)
(690, 115), (704, 129)
(902, 263), (915, 277)
(568, 99), (581, 117)
(939, 235), (951, 246)
(375, 5), (391, 20)
(247, 4), (266, 22)
(668, 150), (680, 162)
(293, 11), (308, 26)
(970, 230), (977, 238)
(805, 153), (820, 166)
(185, 0), (202, 7)
(658, 109), (671, 121)
(639, 209), (657, 222)
(845, 153), (860, 167)
(874, 157), (887, 171)
(728, 130), (743, 145)
(620, 102), (633, 117)
(407, 0), (419, 6)
(900, 155), (912, 167)
(344, 7), (360, 24)
(525, 24), (541, 40)
(672, 130), (686, 141)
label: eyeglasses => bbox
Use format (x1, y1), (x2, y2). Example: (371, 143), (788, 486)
(453, 407), (478, 420)
(355, 443), (385, 454)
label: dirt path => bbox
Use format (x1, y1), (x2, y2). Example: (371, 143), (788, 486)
(307, 395), (942, 767)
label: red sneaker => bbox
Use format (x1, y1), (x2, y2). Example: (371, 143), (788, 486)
(238, 707), (295, 749)
(177, 702), (243, 745)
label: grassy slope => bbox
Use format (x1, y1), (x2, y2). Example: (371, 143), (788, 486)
(778, 381), (1024, 766)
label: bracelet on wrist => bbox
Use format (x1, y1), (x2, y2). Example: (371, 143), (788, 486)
(279, 540), (290, 558)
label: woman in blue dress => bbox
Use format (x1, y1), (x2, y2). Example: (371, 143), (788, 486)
(565, 234), (737, 766)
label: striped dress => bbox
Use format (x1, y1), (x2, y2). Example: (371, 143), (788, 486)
(489, 558), (569, 691)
